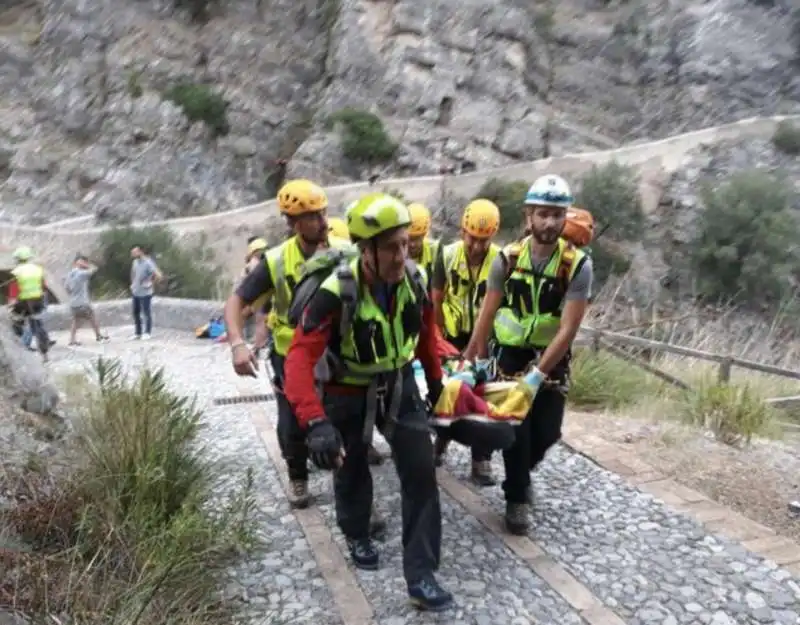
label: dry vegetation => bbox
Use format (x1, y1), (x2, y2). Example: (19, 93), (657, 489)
(568, 277), (800, 539)
(0, 358), (258, 625)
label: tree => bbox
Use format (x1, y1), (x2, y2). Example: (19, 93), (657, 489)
(690, 171), (800, 307)
(575, 162), (644, 241)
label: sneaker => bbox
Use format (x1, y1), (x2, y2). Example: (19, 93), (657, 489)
(433, 437), (449, 467)
(287, 479), (310, 509)
(470, 460), (496, 487)
(68, 341), (81, 347)
(408, 574), (453, 612)
(141, 333), (151, 341)
(505, 502), (530, 536)
(369, 504), (387, 541)
(367, 443), (383, 466)
(96, 335), (110, 343)
(345, 537), (379, 570)
(128, 334), (141, 341)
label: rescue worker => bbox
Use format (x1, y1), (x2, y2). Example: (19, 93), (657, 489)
(328, 217), (349, 240)
(7, 246), (51, 362)
(329, 214), (385, 466)
(463, 174), (593, 535)
(283, 192), (453, 612)
(225, 180), (346, 509)
(406, 203), (441, 288)
(242, 237), (268, 344)
(430, 199), (501, 486)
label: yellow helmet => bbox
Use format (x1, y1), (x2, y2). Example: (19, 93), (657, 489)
(462, 199), (500, 238)
(328, 217), (349, 239)
(277, 179), (328, 216)
(247, 238), (268, 255)
(407, 203), (431, 238)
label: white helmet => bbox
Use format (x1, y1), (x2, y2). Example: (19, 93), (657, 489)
(524, 174), (573, 209)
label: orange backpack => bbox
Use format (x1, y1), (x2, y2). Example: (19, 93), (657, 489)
(562, 207), (594, 248)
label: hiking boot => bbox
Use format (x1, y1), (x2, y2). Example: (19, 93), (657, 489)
(408, 574), (453, 612)
(505, 502), (530, 536)
(287, 479), (310, 509)
(367, 443), (383, 466)
(369, 505), (387, 541)
(433, 437), (449, 467)
(470, 460), (496, 487)
(346, 537), (379, 570)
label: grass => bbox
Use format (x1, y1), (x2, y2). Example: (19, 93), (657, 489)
(0, 357), (258, 624)
(567, 275), (800, 446)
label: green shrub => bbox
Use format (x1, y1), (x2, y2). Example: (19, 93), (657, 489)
(575, 162), (643, 241)
(690, 171), (800, 307)
(164, 82), (230, 137)
(589, 240), (632, 286)
(2, 358), (256, 623)
(677, 377), (776, 446)
(771, 120), (800, 156)
(473, 178), (529, 235)
(568, 348), (660, 409)
(92, 225), (229, 300)
(328, 108), (397, 166)
(127, 70), (143, 99)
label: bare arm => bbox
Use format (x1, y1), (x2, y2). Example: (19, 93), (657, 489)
(537, 258), (593, 375)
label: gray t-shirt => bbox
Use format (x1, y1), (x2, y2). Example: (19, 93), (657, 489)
(131, 257), (159, 297)
(486, 246), (594, 303)
(66, 267), (95, 308)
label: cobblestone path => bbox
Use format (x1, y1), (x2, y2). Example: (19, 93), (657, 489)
(48, 329), (800, 625)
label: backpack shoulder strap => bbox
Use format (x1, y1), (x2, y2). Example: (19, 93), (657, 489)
(335, 261), (358, 339)
(404, 259), (429, 305)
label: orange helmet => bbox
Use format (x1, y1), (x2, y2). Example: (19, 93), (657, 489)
(462, 199), (500, 238)
(407, 203), (432, 238)
(277, 179), (328, 216)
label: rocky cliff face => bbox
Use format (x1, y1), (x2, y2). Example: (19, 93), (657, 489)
(0, 0), (797, 225)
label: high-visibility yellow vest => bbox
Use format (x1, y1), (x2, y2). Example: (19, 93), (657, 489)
(319, 258), (421, 385)
(266, 235), (353, 356)
(440, 240), (499, 339)
(11, 263), (44, 300)
(494, 237), (585, 349)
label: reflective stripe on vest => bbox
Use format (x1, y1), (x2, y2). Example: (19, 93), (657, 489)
(267, 235), (352, 356)
(440, 240), (499, 338)
(493, 237), (584, 349)
(12, 263), (44, 301)
(320, 258), (420, 385)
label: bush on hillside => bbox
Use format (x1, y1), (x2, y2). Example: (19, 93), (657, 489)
(164, 82), (230, 137)
(92, 225), (229, 300)
(771, 120), (800, 156)
(589, 241), (632, 286)
(473, 178), (529, 235)
(690, 171), (800, 307)
(575, 162), (643, 241)
(328, 108), (397, 167)
(568, 348), (659, 409)
(0, 357), (256, 623)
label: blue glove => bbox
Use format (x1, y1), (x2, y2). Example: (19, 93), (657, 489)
(450, 370), (476, 387)
(521, 367), (545, 394)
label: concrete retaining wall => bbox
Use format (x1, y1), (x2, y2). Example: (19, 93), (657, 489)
(43, 297), (224, 333)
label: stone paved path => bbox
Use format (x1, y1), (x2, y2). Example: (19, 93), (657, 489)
(47, 329), (800, 625)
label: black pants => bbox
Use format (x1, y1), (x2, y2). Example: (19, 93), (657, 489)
(13, 299), (49, 355)
(438, 331), (491, 463)
(270, 352), (309, 481)
(324, 367), (441, 583)
(495, 345), (567, 504)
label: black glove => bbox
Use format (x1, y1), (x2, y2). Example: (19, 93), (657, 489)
(427, 378), (444, 408)
(306, 418), (344, 470)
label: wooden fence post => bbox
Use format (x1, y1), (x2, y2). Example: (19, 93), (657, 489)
(718, 357), (732, 384)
